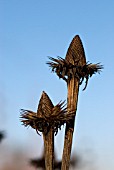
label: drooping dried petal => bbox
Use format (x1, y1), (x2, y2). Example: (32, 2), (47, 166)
(86, 63), (103, 76)
(80, 63), (103, 90)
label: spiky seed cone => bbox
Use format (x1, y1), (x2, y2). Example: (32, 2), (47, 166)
(37, 91), (54, 118)
(65, 35), (86, 66)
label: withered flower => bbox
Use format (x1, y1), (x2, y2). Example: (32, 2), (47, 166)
(47, 35), (103, 90)
(20, 91), (74, 135)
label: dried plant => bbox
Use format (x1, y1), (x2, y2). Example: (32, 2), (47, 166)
(20, 35), (103, 170)
(47, 35), (103, 170)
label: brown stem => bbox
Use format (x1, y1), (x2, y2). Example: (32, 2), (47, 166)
(43, 128), (54, 170)
(61, 78), (79, 170)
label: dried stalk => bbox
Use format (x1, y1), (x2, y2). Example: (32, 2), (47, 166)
(61, 78), (79, 170)
(43, 128), (54, 170)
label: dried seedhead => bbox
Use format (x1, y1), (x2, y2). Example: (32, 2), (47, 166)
(20, 91), (75, 135)
(47, 35), (103, 90)
(65, 35), (86, 66)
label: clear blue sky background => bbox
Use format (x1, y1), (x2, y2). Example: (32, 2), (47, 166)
(0, 0), (114, 169)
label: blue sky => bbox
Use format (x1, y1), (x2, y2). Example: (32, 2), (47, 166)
(0, 0), (114, 169)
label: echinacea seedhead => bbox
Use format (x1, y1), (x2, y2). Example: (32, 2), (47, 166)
(65, 35), (86, 66)
(47, 35), (103, 90)
(20, 91), (75, 135)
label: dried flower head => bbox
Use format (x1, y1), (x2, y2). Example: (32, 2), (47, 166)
(47, 35), (103, 90)
(20, 91), (75, 135)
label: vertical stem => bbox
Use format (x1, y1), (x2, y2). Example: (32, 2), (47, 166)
(43, 128), (54, 170)
(61, 78), (79, 170)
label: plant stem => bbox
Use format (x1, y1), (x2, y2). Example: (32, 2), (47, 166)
(43, 128), (54, 170)
(61, 77), (79, 170)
